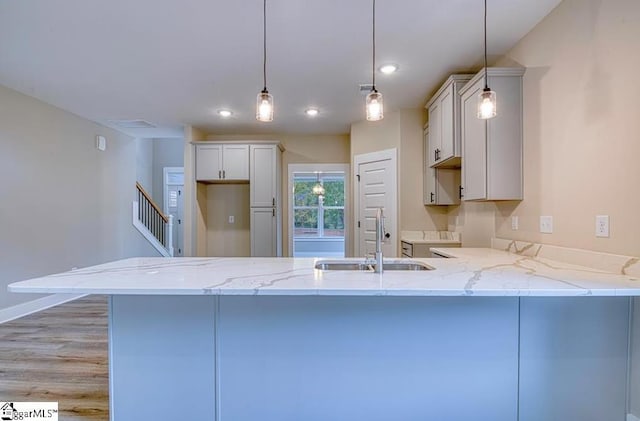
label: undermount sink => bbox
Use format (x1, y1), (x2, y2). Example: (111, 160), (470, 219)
(314, 260), (434, 271)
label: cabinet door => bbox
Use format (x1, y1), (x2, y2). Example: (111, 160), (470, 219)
(428, 102), (441, 167)
(251, 208), (276, 257)
(423, 126), (436, 205)
(461, 79), (487, 200)
(424, 167), (437, 205)
(439, 86), (454, 161)
(196, 145), (222, 181)
(250, 145), (277, 207)
(222, 145), (249, 180)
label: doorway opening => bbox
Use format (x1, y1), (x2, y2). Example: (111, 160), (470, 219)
(163, 167), (184, 257)
(288, 164), (349, 257)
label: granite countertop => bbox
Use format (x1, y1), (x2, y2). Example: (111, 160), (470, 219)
(400, 230), (462, 245)
(8, 248), (640, 297)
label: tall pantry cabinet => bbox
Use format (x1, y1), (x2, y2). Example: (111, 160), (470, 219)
(250, 144), (282, 257)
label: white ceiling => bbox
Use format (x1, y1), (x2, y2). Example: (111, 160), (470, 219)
(0, 0), (561, 138)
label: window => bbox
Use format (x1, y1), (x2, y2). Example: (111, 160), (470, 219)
(293, 175), (345, 238)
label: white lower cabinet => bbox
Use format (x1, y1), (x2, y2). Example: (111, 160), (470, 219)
(251, 208), (276, 257)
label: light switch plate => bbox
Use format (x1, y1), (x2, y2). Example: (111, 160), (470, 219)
(228, 215), (235, 224)
(595, 215), (609, 238)
(511, 216), (519, 231)
(540, 216), (553, 234)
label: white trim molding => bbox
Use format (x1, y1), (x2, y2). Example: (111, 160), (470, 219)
(0, 293), (87, 325)
(287, 163), (350, 258)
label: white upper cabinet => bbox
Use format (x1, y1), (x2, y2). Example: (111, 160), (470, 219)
(460, 67), (525, 201)
(222, 145), (250, 180)
(250, 144), (278, 208)
(423, 125), (461, 206)
(196, 145), (223, 181)
(195, 144), (249, 181)
(426, 74), (473, 168)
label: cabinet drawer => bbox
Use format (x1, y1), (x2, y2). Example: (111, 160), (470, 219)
(401, 241), (413, 258)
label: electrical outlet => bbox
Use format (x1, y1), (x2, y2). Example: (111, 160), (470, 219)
(595, 215), (609, 238)
(511, 216), (519, 231)
(540, 216), (553, 234)
(228, 215), (235, 224)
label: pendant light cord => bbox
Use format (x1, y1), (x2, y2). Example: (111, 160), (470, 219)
(372, 0), (376, 91)
(263, 0), (268, 92)
(484, 0), (488, 90)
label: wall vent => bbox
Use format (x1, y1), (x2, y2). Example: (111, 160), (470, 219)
(359, 84), (374, 94)
(108, 119), (157, 129)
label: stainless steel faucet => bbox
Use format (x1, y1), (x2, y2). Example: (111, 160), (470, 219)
(374, 208), (386, 273)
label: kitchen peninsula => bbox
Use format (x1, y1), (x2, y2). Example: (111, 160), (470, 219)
(9, 244), (640, 421)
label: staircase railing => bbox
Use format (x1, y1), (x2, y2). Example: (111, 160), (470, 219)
(135, 182), (174, 256)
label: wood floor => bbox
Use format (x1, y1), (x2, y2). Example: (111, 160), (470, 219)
(0, 296), (109, 421)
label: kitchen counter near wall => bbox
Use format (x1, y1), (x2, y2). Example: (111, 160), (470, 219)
(400, 231), (461, 257)
(400, 230), (461, 245)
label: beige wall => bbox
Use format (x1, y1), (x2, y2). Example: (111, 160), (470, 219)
(448, 202), (497, 247)
(487, 0), (640, 257)
(350, 109), (448, 255)
(0, 84), (159, 310)
(350, 111), (401, 158)
(399, 109), (448, 233)
(189, 134), (350, 257)
(205, 184), (251, 256)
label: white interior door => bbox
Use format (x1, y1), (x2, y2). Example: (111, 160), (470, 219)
(164, 167), (184, 257)
(354, 149), (397, 258)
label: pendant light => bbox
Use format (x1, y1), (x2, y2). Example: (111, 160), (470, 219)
(477, 0), (496, 119)
(366, 0), (383, 121)
(256, 0), (274, 122)
(312, 173), (325, 197)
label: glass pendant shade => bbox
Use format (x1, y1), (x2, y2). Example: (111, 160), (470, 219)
(477, 88), (497, 120)
(366, 90), (384, 121)
(256, 90), (274, 122)
(312, 182), (325, 196)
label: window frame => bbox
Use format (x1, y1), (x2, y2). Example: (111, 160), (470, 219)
(293, 175), (345, 239)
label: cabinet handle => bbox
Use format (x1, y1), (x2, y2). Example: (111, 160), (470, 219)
(459, 186), (464, 199)
(430, 192), (435, 203)
(434, 150), (437, 162)
(272, 198), (275, 206)
(218, 170), (221, 179)
(272, 208), (275, 217)
(223, 170), (226, 179)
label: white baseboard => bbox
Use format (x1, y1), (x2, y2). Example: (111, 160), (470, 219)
(628, 414), (640, 421)
(0, 293), (87, 324)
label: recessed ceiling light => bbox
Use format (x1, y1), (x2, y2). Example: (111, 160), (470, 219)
(379, 64), (398, 74)
(217, 109), (233, 118)
(305, 108), (319, 117)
